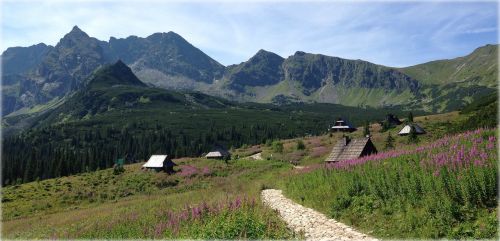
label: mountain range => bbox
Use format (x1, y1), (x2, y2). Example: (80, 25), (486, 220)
(2, 26), (498, 117)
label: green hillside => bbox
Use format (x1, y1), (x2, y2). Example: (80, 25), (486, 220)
(2, 61), (417, 185)
(2, 157), (297, 239)
(3, 106), (496, 239)
(401, 44), (498, 87)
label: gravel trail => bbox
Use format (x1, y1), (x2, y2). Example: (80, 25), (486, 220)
(261, 189), (377, 241)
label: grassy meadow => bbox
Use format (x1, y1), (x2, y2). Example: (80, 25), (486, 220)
(2, 108), (497, 239)
(2, 157), (297, 239)
(283, 128), (498, 239)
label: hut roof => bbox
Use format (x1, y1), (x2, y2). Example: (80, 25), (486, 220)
(325, 137), (375, 162)
(332, 118), (354, 127)
(143, 155), (176, 168)
(398, 123), (425, 135)
(205, 148), (230, 158)
(386, 114), (402, 125)
(331, 118), (356, 131)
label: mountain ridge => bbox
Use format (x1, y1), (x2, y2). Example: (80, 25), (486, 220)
(1, 26), (497, 116)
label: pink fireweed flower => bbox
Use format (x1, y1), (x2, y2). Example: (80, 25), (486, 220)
(320, 128), (495, 174)
(474, 159), (484, 166)
(479, 152), (489, 161)
(433, 170), (440, 177)
(487, 143), (495, 149)
(179, 165), (198, 177)
(154, 222), (168, 237)
(201, 167), (211, 175)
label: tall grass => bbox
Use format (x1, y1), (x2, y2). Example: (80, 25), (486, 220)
(285, 128), (498, 239)
(77, 197), (294, 239)
(3, 158), (296, 239)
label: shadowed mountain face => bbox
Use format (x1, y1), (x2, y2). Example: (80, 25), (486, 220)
(1, 26), (224, 115)
(2, 43), (54, 114)
(1, 26), (497, 116)
(86, 60), (146, 89)
(225, 49), (285, 90)
(2, 43), (53, 76)
(282, 51), (420, 92)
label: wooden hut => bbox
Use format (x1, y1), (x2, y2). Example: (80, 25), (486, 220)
(325, 136), (377, 162)
(142, 155), (177, 174)
(330, 118), (357, 132)
(205, 148), (231, 159)
(398, 123), (425, 136)
(385, 114), (402, 125)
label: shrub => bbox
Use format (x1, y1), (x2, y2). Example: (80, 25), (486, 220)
(385, 132), (395, 150)
(271, 141), (283, 153)
(296, 140), (306, 150)
(265, 139), (273, 147)
(113, 165), (125, 175)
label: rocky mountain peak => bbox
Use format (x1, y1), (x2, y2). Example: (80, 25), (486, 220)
(87, 60), (146, 89)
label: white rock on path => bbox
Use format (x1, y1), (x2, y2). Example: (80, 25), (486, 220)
(261, 189), (378, 241)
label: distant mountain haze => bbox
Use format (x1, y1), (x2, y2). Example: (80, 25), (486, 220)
(1, 26), (497, 116)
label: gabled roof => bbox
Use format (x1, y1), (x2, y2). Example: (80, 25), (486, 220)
(143, 155), (176, 168)
(398, 123), (425, 135)
(386, 114), (402, 125)
(332, 118), (355, 127)
(205, 149), (230, 158)
(331, 118), (356, 131)
(325, 137), (374, 162)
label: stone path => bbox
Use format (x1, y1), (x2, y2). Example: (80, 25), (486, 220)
(261, 189), (377, 241)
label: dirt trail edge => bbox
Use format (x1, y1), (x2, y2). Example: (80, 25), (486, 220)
(261, 189), (378, 241)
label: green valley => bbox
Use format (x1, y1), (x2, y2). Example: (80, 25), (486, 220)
(2, 101), (497, 239)
(2, 4), (498, 240)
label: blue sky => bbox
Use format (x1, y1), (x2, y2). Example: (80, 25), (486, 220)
(1, 0), (498, 67)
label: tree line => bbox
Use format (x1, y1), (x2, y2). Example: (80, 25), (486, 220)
(2, 121), (321, 185)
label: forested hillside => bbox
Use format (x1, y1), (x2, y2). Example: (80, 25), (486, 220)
(1, 62), (413, 185)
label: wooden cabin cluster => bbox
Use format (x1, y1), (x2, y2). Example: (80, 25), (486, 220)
(325, 115), (426, 163)
(141, 146), (231, 174)
(137, 114), (426, 172)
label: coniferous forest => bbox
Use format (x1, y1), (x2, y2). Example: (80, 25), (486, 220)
(3, 103), (409, 185)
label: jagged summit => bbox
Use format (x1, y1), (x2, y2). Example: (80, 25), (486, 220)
(252, 49), (284, 60)
(146, 31), (185, 42)
(64, 25), (89, 39)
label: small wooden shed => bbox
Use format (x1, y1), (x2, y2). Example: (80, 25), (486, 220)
(385, 114), (402, 125)
(205, 148), (231, 159)
(398, 123), (426, 136)
(143, 155), (177, 174)
(325, 136), (378, 162)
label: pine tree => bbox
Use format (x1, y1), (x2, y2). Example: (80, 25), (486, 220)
(408, 125), (419, 144)
(408, 112), (414, 123)
(296, 139), (306, 150)
(385, 132), (395, 150)
(363, 121), (371, 136)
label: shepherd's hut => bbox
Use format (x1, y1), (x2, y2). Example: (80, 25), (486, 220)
(205, 148), (231, 159)
(330, 118), (357, 132)
(143, 155), (177, 174)
(398, 123), (426, 136)
(325, 136), (377, 163)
